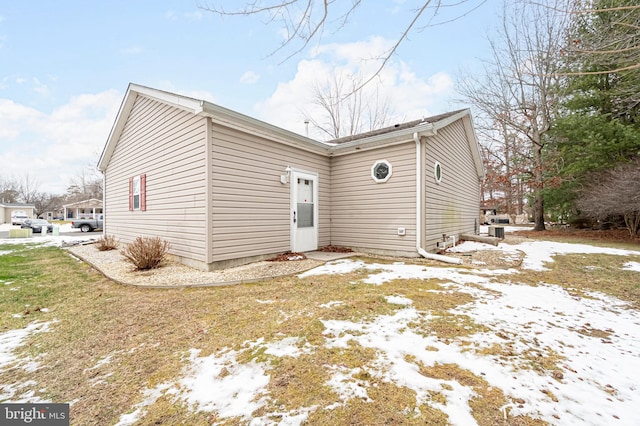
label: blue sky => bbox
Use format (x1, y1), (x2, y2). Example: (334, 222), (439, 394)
(0, 0), (498, 194)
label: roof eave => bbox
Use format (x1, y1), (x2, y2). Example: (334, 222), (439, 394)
(329, 122), (436, 156)
(199, 101), (330, 156)
(459, 111), (485, 180)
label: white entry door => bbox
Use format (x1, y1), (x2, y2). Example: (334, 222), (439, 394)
(291, 170), (318, 252)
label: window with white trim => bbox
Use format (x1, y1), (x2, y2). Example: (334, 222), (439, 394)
(129, 174), (147, 211)
(133, 176), (141, 210)
(371, 160), (392, 183)
(434, 161), (442, 184)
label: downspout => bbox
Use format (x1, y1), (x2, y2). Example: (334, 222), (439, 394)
(413, 132), (462, 265)
(101, 170), (106, 236)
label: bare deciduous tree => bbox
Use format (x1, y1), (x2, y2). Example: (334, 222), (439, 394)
(66, 169), (103, 203)
(0, 176), (19, 203)
(32, 193), (64, 218)
(304, 72), (393, 139)
(458, 0), (571, 231)
(200, 0), (487, 92)
(577, 158), (640, 236)
(16, 174), (41, 204)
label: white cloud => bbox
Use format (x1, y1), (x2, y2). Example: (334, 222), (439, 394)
(32, 77), (51, 96)
(311, 36), (394, 67)
(0, 99), (44, 139)
(0, 90), (122, 194)
(255, 37), (454, 140)
(239, 71), (260, 84)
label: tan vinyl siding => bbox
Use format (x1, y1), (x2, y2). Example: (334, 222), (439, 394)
(331, 142), (417, 254)
(210, 124), (330, 262)
(424, 119), (481, 250)
(103, 95), (208, 262)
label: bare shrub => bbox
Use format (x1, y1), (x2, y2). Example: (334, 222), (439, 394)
(96, 235), (118, 251)
(121, 237), (171, 270)
(577, 158), (640, 237)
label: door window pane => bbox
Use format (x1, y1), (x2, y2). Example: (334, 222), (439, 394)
(297, 178), (314, 228)
(297, 203), (314, 228)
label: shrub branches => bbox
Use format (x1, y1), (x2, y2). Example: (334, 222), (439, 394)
(121, 237), (171, 270)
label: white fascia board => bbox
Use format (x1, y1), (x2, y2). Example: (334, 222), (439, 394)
(461, 113), (485, 180)
(428, 109), (484, 180)
(329, 122), (436, 156)
(200, 101), (330, 156)
(430, 109), (470, 132)
(99, 83), (202, 171)
(129, 83), (204, 115)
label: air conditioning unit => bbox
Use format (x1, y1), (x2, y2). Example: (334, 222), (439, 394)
(489, 226), (505, 239)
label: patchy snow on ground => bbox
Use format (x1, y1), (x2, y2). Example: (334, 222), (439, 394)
(479, 225), (533, 234)
(448, 240), (640, 271)
(622, 261), (640, 272)
(0, 321), (54, 403)
(113, 253), (640, 425)
(312, 260), (640, 425)
(0, 223), (96, 248)
(0, 321), (53, 371)
(4, 235), (640, 424)
(319, 300), (344, 308)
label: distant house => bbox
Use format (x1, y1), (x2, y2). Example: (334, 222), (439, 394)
(98, 84), (484, 271)
(40, 209), (64, 221)
(63, 199), (104, 220)
(0, 202), (35, 225)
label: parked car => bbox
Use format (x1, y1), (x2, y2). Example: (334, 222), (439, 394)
(21, 219), (54, 233)
(71, 215), (104, 232)
(11, 212), (29, 225)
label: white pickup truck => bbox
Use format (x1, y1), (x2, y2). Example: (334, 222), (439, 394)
(71, 215), (104, 232)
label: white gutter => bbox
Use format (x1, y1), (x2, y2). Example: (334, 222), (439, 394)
(413, 132), (462, 265)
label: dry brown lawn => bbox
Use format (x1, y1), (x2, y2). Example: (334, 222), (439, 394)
(1, 230), (639, 425)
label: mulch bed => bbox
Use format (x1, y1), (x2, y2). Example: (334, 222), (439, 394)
(267, 252), (308, 261)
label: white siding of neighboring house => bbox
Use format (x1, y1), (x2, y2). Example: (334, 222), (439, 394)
(331, 142), (418, 256)
(103, 95), (209, 267)
(209, 123), (331, 266)
(423, 118), (481, 250)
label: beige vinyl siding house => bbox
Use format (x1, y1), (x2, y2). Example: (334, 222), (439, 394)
(99, 84), (483, 271)
(103, 94), (209, 266)
(0, 203), (35, 225)
(423, 117), (482, 249)
(209, 123), (331, 266)
(331, 142), (418, 256)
